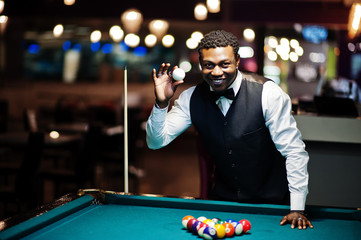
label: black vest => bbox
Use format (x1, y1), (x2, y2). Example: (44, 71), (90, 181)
(190, 72), (289, 204)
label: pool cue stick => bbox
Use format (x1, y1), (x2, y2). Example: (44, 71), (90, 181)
(124, 66), (129, 194)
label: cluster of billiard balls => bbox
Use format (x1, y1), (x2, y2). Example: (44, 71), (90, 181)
(182, 215), (251, 239)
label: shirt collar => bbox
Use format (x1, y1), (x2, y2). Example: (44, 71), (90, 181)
(231, 70), (242, 96)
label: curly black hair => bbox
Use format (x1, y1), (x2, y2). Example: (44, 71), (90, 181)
(197, 30), (239, 59)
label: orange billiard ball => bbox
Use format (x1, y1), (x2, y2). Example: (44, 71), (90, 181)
(222, 222), (235, 237)
(182, 215), (194, 228)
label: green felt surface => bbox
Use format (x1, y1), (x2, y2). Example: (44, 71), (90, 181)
(1, 194), (360, 240)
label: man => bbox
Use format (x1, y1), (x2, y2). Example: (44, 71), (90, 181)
(146, 30), (313, 229)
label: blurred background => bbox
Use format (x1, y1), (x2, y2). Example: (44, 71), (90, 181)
(0, 0), (361, 220)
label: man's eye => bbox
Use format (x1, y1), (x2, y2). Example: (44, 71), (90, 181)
(204, 63), (214, 69)
(221, 63), (230, 68)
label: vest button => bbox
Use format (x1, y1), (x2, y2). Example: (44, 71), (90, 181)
(224, 121), (227, 126)
(228, 149), (232, 155)
(231, 163), (236, 168)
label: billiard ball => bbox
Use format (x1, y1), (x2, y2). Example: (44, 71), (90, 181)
(222, 222), (235, 237)
(226, 219), (238, 227)
(197, 216), (207, 222)
(203, 226), (217, 240)
(172, 68), (185, 81)
(187, 218), (197, 231)
(239, 219), (251, 233)
(182, 215), (194, 228)
(192, 221), (202, 234)
(211, 217), (221, 223)
(234, 222), (243, 235)
(197, 222), (208, 237)
(203, 219), (215, 228)
(214, 224), (226, 239)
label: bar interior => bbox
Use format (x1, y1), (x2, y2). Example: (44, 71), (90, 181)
(0, 0), (361, 221)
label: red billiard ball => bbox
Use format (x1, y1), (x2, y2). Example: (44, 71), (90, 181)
(182, 215), (194, 228)
(187, 218), (197, 231)
(239, 219), (251, 233)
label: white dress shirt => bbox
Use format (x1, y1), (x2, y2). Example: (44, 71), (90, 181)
(146, 70), (309, 211)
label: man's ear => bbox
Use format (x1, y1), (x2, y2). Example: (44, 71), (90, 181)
(236, 54), (240, 66)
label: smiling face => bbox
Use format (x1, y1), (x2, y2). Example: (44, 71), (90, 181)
(200, 46), (240, 93)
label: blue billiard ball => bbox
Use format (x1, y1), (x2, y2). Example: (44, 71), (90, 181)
(234, 222), (243, 235)
(203, 226), (217, 240)
(192, 221), (202, 234)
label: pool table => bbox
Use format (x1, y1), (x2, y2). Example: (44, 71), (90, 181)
(0, 189), (360, 240)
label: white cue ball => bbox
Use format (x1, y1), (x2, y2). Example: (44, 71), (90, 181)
(172, 68), (185, 81)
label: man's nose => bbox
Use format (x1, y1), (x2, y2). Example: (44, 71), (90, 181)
(211, 65), (223, 76)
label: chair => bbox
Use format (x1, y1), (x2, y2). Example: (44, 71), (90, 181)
(23, 109), (39, 132)
(0, 132), (45, 218)
(40, 124), (101, 199)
